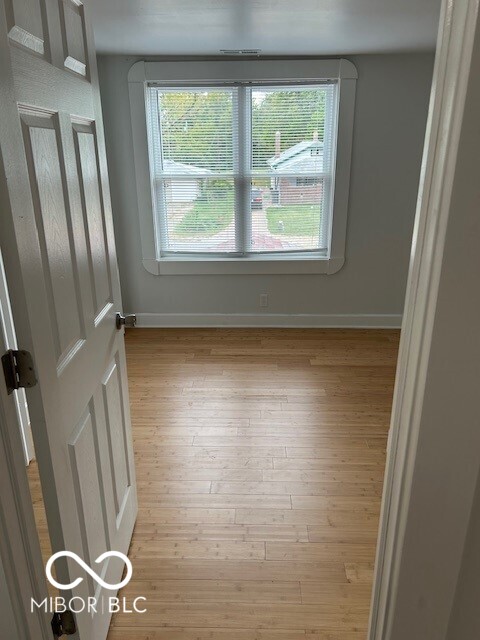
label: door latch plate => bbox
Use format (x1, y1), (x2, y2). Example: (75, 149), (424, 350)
(2, 349), (37, 395)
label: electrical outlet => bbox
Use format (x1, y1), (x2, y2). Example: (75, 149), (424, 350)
(260, 293), (269, 308)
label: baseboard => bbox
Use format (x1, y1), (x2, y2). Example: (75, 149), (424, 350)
(134, 313), (403, 329)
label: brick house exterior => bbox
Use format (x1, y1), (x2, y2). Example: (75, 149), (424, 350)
(268, 137), (325, 206)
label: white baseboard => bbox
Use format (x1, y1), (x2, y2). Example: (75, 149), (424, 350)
(134, 313), (402, 329)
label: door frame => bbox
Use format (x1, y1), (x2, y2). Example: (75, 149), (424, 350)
(0, 335), (51, 639)
(0, 242), (50, 639)
(0, 0), (477, 638)
(368, 0), (480, 637)
(0, 246), (34, 465)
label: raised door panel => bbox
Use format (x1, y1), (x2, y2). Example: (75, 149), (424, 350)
(102, 357), (132, 528)
(68, 406), (110, 599)
(4, 0), (46, 55)
(73, 121), (113, 325)
(59, 0), (87, 76)
(20, 109), (86, 372)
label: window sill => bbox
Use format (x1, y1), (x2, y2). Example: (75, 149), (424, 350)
(143, 256), (345, 276)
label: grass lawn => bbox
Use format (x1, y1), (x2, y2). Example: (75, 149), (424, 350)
(266, 204), (321, 236)
(174, 198), (234, 236)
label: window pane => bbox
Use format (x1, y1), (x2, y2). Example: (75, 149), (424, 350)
(251, 86), (330, 173)
(147, 83), (336, 257)
(157, 89), (235, 174)
(250, 178), (325, 253)
(162, 178), (236, 253)
(249, 85), (334, 253)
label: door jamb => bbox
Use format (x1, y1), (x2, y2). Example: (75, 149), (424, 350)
(368, 0), (480, 637)
(0, 247), (34, 465)
(0, 285), (51, 639)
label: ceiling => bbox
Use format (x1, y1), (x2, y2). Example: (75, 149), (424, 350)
(90, 0), (441, 56)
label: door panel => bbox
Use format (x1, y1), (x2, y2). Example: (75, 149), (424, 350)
(69, 407), (110, 579)
(102, 358), (131, 521)
(0, 1), (137, 638)
(73, 122), (113, 320)
(59, 0), (87, 76)
(20, 109), (86, 367)
(5, 0), (46, 55)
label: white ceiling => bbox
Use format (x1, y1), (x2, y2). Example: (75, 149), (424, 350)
(90, 0), (441, 56)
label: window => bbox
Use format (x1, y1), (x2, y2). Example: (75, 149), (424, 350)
(147, 84), (336, 256)
(128, 60), (356, 274)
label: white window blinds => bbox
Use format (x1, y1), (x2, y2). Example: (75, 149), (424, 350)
(146, 82), (337, 257)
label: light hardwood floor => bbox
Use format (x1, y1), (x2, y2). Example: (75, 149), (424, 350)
(110, 328), (398, 639)
(28, 328), (399, 639)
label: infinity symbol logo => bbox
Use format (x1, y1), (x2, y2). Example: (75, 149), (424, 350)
(46, 551), (133, 591)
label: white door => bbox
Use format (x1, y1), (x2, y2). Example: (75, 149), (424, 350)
(0, 1), (137, 639)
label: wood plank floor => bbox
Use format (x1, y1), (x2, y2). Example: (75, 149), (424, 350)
(109, 328), (399, 639)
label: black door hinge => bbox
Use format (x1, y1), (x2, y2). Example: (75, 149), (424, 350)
(51, 610), (77, 637)
(1, 349), (37, 395)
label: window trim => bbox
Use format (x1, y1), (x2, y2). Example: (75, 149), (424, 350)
(128, 59), (357, 275)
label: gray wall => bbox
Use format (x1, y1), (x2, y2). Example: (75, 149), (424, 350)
(98, 54), (434, 323)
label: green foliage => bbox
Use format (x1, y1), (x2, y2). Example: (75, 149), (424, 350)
(160, 91), (234, 170)
(252, 89), (326, 168)
(174, 193), (234, 237)
(197, 179), (234, 201)
(158, 88), (326, 172)
(266, 204), (321, 236)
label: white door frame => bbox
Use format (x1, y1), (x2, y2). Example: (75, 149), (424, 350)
(0, 276), (50, 639)
(368, 0), (480, 638)
(0, 247), (34, 465)
(0, 0), (478, 637)
(0, 366), (51, 640)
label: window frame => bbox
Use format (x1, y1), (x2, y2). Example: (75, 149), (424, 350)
(128, 59), (357, 275)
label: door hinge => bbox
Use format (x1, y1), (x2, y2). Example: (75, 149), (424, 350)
(51, 610), (77, 637)
(116, 313), (137, 330)
(1, 349), (37, 395)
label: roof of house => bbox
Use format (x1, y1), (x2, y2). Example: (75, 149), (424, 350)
(268, 140), (324, 174)
(163, 159), (211, 175)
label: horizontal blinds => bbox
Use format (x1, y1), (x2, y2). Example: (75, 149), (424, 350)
(148, 87), (238, 253)
(147, 82), (337, 256)
(249, 84), (335, 253)
(250, 84), (334, 174)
